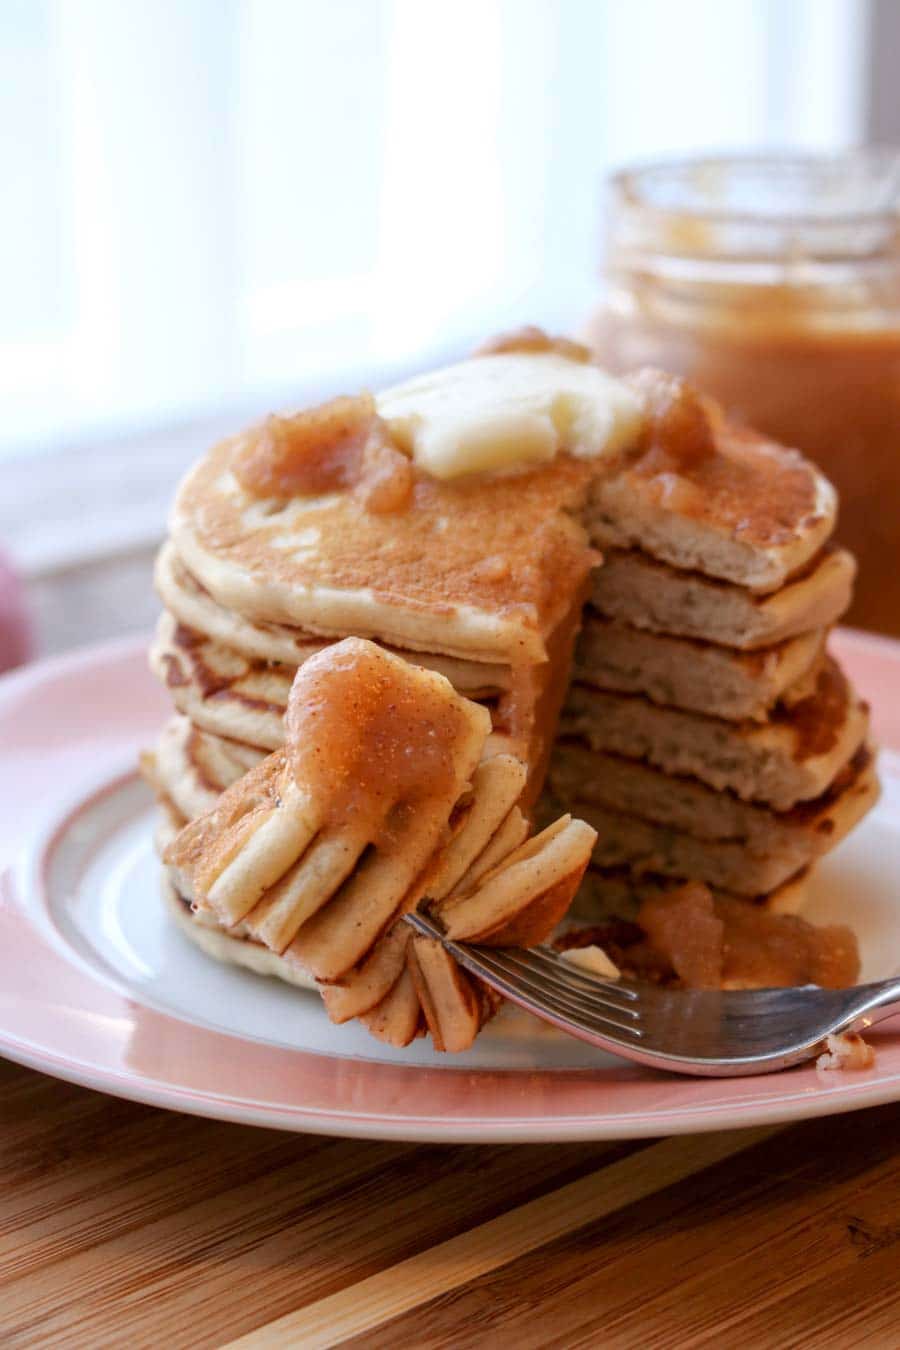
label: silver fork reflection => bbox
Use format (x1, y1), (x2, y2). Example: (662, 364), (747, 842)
(405, 911), (900, 1076)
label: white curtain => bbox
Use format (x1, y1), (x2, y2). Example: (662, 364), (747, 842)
(0, 0), (868, 458)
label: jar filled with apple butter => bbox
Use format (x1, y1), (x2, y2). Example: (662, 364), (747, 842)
(589, 153), (900, 634)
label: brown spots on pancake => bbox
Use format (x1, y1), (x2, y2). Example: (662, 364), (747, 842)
(161, 653), (189, 689)
(778, 658), (849, 760)
(181, 441), (599, 657)
(789, 743), (872, 822)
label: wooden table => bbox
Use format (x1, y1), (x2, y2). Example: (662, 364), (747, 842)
(3, 1058), (899, 1348)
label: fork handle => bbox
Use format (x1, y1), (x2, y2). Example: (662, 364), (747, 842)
(847, 976), (900, 1032)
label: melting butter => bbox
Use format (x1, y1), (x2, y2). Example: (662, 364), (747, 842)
(378, 353), (643, 480)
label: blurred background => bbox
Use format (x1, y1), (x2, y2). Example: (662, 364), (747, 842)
(0, 0), (897, 658)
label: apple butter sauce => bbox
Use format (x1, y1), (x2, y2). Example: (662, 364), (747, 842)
(558, 880), (860, 990)
(284, 639), (473, 851)
(233, 393), (413, 514)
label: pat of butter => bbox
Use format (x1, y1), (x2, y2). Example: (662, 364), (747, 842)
(377, 353), (643, 480)
(560, 945), (621, 980)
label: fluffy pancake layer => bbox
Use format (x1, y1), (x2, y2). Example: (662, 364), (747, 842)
(574, 615), (825, 721)
(587, 420), (837, 592)
(153, 713), (264, 820)
(150, 591), (584, 808)
(157, 637), (596, 1049)
(589, 546), (855, 649)
(172, 440), (598, 665)
(548, 746), (877, 895)
(560, 658), (869, 811)
(156, 540), (512, 694)
(549, 742), (876, 852)
(169, 363), (838, 662)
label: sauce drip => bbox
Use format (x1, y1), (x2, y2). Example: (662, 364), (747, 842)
(284, 638), (473, 847)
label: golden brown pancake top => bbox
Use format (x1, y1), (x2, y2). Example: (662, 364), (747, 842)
(623, 371), (824, 550)
(177, 439), (599, 657)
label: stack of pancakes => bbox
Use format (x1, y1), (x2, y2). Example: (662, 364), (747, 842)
(143, 336), (879, 1028)
(160, 638), (595, 1050)
(547, 379), (878, 917)
(148, 364), (611, 833)
(150, 535), (568, 802)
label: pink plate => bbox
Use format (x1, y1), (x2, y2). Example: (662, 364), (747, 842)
(0, 629), (898, 1142)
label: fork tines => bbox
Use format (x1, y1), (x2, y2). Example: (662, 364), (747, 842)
(405, 912), (644, 1039)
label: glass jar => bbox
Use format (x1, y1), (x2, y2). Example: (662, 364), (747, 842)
(589, 152), (900, 635)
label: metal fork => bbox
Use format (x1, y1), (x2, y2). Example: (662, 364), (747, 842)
(405, 912), (900, 1076)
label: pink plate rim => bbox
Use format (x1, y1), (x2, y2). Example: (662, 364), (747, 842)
(0, 626), (898, 1143)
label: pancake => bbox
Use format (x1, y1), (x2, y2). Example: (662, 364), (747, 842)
(170, 357), (839, 664)
(430, 814), (599, 946)
(570, 865), (811, 922)
(574, 616), (825, 721)
(165, 869), (498, 1052)
(405, 938), (498, 1052)
(154, 714), (264, 821)
(165, 804), (594, 1052)
(150, 599), (584, 802)
(166, 640), (494, 972)
(560, 657), (869, 810)
(151, 612), (509, 758)
(171, 437), (599, 666)
(156, 540), (512, 695)
(149, 609), (527, 768)
(160, 635), (597, 1050)
(150, 611), (290, 751)
(570, 781), (873, 895)
(151, 781), (319, 991)
(165, 854), (495, 1048)
(548, 744), (878, 895)
(321, 813), (595, 1044)
(148, 780), (188, 858)
(589, 545), (855, 649)
(149, 719), (534, 866)
(588, 372), (837, 591)
(163, 873), (319, 991)
(548, 742), (877, 851)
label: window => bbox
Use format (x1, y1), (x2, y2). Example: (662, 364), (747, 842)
(0, 0), (870, 461)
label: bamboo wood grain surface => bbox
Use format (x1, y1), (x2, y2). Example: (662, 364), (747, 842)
(2, 1055), (899, 1349)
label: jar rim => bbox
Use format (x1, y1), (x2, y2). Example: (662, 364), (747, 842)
(611, 151), (900, 231)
